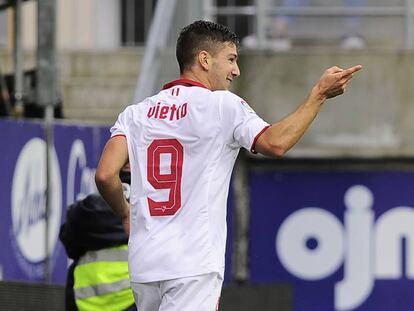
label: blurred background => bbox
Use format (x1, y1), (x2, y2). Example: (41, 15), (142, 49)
(1, 0), (414, 310)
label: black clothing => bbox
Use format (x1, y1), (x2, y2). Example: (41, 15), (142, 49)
(59, 194), (135, 311)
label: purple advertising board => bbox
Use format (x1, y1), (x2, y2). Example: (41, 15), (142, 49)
(0, 119), (110, 284)
(0, 119), (234, 285)
(249, 170), (414, 311)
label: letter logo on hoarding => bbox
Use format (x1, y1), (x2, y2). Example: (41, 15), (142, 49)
(276, 185), (414, 310)
(66, 139), (97, 206)
(277, 208), (345, 280)
(11, 138), (62, 266)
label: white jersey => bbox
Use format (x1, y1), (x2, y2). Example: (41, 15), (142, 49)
(111, 79), (269, 283)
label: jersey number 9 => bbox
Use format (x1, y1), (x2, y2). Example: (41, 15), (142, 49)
(147, 139), (183, 216)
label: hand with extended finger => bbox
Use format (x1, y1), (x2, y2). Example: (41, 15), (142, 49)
(315, 65), (362, 100)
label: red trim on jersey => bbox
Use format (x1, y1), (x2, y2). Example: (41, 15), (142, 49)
(111, 134), (126, 139)
(251, 125), (271, 154)
(162, 79), (208, 90)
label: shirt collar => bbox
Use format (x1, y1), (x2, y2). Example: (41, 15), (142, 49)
(162, 79), (208, 90)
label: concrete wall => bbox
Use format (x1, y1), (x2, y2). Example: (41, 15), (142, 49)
(0, 48), (144, 124)
(1, 48), (414, 156)
(234, 49), (414, 157)
(58, 49), (144, 124)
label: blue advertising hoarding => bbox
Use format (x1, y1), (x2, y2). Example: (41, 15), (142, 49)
(6, 116), (414, 311)
(0, 119), (110, 283)
(0, 119), (234, 285)
(249, 170), (414, 311)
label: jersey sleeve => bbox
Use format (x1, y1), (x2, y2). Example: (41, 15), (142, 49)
(110, 106), (133, 138)
(219, 92), (270, 153)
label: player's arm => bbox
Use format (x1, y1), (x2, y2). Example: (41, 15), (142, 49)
(254, 65), (362, 157)
(95, 135), (130, 229)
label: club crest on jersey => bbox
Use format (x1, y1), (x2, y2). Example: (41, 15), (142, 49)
(240, 100), (256, 114)
(147, 102), (188, 121)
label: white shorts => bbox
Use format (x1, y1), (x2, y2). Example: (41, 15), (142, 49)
(130, 272), (223, 311)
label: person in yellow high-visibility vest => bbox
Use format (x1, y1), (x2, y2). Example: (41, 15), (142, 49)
(73, 244), (134, 311)
(60, 168), (136, 311)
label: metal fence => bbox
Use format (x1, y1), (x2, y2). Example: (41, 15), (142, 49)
(203, 0), (414, 49)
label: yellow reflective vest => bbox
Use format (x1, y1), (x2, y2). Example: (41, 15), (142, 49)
(73, 245), (135, 311)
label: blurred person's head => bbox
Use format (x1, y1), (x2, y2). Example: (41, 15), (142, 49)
(176, 20), (241, 91)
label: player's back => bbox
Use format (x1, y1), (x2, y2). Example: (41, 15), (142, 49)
(111, 79), (268, 283)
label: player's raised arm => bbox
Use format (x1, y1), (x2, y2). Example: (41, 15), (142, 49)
(254, 65), (363, 158)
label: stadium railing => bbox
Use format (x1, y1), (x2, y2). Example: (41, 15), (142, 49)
(203, 0), (414, 49)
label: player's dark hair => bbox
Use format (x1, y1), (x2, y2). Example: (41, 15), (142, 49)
(176, 20), (240, 74)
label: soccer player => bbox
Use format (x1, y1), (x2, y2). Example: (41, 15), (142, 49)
(95, 20), (362, 311)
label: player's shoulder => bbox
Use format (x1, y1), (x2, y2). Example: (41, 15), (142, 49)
(116, 103), (137, 120)
(213, 90), (250, 106)
(213, 90), (255, 113)
(212, 90), (240, 100)
(122, 96), (154, 112)
(114, 99), (148, 125)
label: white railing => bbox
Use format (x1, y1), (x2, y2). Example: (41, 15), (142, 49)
(203, 0), (414, 49)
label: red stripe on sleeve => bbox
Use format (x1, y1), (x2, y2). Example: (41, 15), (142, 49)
(250, 125), (271, 154)
(111, 134), (126, 139)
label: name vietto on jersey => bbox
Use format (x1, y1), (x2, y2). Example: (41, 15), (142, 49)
(111, 79), (269, 283)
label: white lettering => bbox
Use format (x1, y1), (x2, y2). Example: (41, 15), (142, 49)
(276, 208), (344, 280)
(67, 140), (97, 206)
(335, 185), (375, 311)
(375, 207), (414, 279)
(276, 184), (414, 310)
(12, 138), (62, 263)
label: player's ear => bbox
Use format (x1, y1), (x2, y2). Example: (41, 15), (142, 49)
(198, 50), (211, 71)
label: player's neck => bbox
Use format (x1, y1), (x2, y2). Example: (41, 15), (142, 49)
(180, 71), (212, 90)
